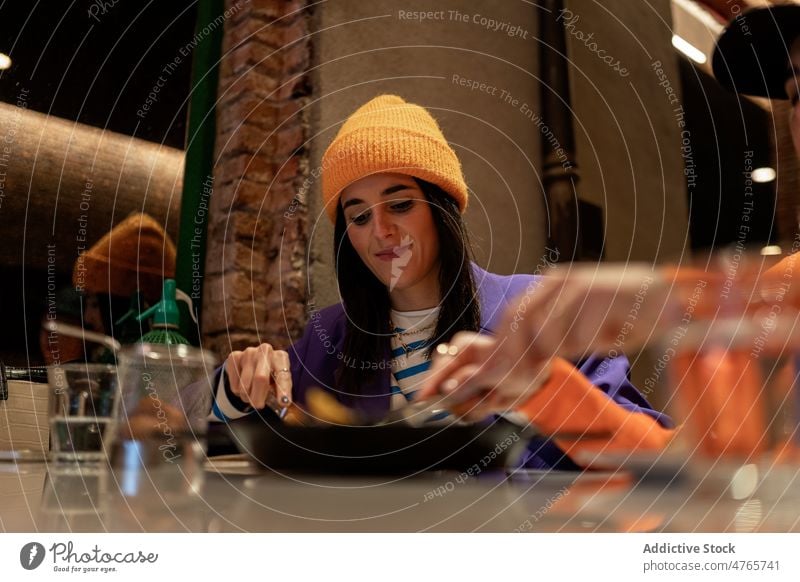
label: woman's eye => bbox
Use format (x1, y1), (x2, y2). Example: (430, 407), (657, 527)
(350, 212), (369, 226)
(390, 200), (414, 212)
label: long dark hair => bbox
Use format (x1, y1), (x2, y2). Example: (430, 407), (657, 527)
(333, 178), (481, 394)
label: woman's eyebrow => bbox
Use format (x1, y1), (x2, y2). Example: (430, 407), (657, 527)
(382, 184), (413, 195)
(342, 198), (364, 210)
(342, 184), (415, 210)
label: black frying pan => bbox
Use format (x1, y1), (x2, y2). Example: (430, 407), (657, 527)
(225, 415), (526, 475)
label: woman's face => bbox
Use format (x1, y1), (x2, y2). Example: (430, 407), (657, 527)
(340, 172), (441, 307)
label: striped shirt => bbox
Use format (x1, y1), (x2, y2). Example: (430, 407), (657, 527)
(388, 306), (439, 409)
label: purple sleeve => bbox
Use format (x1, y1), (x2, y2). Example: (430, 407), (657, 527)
(575, 353), (674, 429)
(286, 318), (318, 406)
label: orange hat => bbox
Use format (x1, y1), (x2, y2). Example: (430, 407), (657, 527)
(72, 213), (176, 302)
(321, 95), (469, 223)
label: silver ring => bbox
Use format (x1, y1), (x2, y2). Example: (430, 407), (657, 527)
(272, 368), (291, 378)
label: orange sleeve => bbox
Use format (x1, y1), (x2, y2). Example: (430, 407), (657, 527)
(761, 252), (800, 307)
(516, 358), (674, 466)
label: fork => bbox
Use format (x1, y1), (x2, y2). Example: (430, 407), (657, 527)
(376, 399), (451, 427)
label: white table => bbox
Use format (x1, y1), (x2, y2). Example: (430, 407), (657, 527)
(2, 456), (799, 532)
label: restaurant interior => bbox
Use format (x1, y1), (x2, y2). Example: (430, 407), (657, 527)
(1, 0), (800, 536)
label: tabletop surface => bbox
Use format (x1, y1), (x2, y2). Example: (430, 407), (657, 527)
(2, 454), (799, 533)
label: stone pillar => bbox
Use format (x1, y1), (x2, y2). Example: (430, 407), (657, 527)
(203, 0), (310, 358)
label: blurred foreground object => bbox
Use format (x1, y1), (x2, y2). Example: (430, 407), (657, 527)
(661, 252), (800, 467)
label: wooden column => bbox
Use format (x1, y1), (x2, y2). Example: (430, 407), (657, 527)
(538, 0), (582, 260)
(539, 0), (581, 261)
(773, 101), (800, 244)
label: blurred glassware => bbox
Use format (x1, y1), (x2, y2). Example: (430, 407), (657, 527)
(39, 463), (110, 532)
(661, 250), (800, 476)
(114, 343), (216, 499)
(47, 363), (120, 463)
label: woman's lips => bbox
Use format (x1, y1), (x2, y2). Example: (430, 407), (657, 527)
(374, 243), (413, 262)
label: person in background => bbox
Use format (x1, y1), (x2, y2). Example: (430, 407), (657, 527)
(213, 95), (673, 470)
(73, 212), (177, 337)
(713, 4), (800, 286)
(39, 213), (177, 363)
(39, 288), (104, 365)
(713, 4), (800, 155)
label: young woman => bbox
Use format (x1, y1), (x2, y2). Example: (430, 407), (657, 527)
(211, 95), (673, 469)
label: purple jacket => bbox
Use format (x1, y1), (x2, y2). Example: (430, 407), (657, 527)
(281, 264), (671, 470)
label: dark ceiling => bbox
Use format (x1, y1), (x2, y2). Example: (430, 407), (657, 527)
(0, 0), (199, 149)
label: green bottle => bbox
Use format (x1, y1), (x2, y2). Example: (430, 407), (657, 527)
(137, 280), (191, 345)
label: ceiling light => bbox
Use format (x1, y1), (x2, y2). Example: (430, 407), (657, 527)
(760, 245), (782, 256)
(672, 35), (707, 64)
(752, 167), (776, 183)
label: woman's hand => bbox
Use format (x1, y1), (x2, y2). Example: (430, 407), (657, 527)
(225, 343), (293, 411)
(418, 266), (664, 420)
(497, 264), (667, 361)
(419, 332), (673, 457)
(417, 331), (551, 420)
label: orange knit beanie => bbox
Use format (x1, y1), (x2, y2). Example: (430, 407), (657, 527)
(72, 213), (176, 302)
(321, 95), (469, 223)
